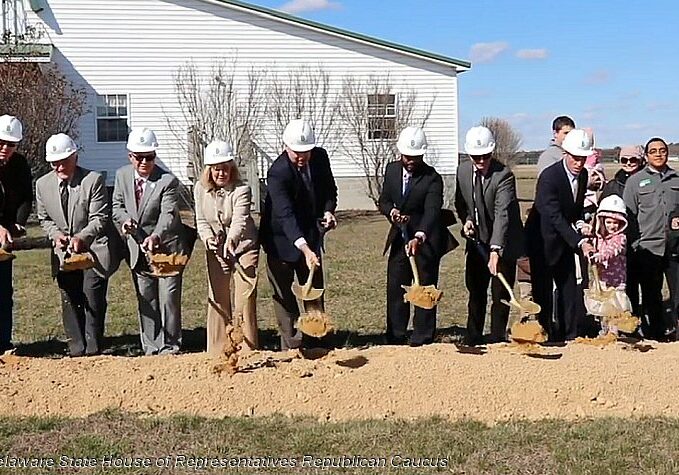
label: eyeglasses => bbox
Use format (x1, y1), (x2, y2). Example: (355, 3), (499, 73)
(471, 154), (491, 162)
(132, 153), (155, 163)
(620, 157), (640, 165)
(0, 140), (17, 148)
(647, 148), (668, 156)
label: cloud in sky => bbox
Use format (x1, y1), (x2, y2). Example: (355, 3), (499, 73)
(278, 0), (341, 14)
(515, 48), (548, 60)
(469, 41), (509, 64)
(584, 70), (611, 85)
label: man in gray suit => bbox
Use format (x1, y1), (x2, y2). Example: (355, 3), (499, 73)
(112, 128), (185, 355)
(36, 133), (119, 356)
(455, 126), (524, 345)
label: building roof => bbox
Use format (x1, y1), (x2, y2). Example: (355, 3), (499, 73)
(202, 0), (471, 71)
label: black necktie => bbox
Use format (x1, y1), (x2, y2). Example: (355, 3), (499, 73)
(60, 181), (69, 223)
(474, 171), (490, 243)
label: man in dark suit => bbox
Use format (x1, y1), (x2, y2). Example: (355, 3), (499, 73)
(455, 126), (524, 345)
(526, 128), (595, 341)
(378, 126), (456, 346)
(36, 133), (120, 357)
(112, 128), (191, 355)
(0, 115), (32, 353)
(260, 119), (338, 350)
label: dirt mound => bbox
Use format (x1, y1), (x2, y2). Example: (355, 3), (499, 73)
(1, 341), (678, 422)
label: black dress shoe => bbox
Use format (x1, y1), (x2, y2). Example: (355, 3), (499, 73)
(385, 335), (408, 345)
(409, 338), (433, 347)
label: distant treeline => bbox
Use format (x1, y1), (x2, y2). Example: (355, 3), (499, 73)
(509, 143), (679, 165)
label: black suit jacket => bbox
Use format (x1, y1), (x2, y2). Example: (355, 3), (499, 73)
(260, 147), (338, 262)
(378, 160), (457, 258)
(526, 161), (588, 266)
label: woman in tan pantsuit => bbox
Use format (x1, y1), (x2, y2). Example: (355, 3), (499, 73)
(194, 140), (259, 353)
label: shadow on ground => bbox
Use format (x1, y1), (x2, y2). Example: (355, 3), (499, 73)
(14, 325), (469, 358)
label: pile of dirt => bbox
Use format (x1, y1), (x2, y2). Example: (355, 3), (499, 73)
(1, 341), (677, 423)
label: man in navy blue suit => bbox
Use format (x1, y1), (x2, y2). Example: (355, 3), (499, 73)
(526, 129), (596, 341)
(260, 119), (338, 350)
(378, 126), (457, 346)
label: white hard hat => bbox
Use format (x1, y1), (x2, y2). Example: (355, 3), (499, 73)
(127, 128), (158, 153)
(204, 140), (235, 165)
(283, 119), (315, 152)
(397, 126), (428, 156)
(464, 126), (496, 155)
(0, 115), (23, 142)
(597, 194), (626, 216)
(45, 133), (78, 162)
(561, 128), (594, 157)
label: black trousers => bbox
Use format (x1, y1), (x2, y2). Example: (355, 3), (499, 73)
(266, 255), (325, 350)
(386, 242), (440, 345)
(56, 269), (108, 356)
(626, 249), (642, 318)
(464, 249), (516, 345)
(631, 248), (676, 340)
(0, 260), (12, 351)
(531, 250), (583, 342)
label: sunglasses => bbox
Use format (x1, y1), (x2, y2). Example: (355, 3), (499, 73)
(132, 153), (155, 163)
(620, 157), (640, 165)
(471, 154), (492, 162)
(0, 140), (17, 148)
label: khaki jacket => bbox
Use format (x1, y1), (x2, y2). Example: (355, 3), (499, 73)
(194, 181), (258, 255)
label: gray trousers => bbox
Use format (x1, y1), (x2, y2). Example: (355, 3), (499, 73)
(266, 256), (324, 350)
(56, 269), (108, 356)
(131, 271), (182, 355)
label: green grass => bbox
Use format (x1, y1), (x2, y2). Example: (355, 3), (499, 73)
(2, 411), (679, 474)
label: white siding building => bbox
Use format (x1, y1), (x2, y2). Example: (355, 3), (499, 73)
(10, 0), (470, 209)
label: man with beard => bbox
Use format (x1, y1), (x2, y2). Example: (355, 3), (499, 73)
(378, 126), (456, 346)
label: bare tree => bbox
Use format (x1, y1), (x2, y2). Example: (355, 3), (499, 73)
(168, 58), (267, 183)
(0, 62), (86, 177)
(480, 117), (522, 167)
(338, 75), (434, 207)
(261, 64), (341, 158)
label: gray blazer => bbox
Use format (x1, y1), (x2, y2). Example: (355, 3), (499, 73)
(36, 166), (119, 278)
(112, 164), (185, 269)
(454, 158), (524, 260)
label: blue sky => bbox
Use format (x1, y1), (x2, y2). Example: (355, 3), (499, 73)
(246, 0), (679, 151)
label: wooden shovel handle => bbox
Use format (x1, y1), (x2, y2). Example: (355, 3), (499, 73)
(303, 263), (317, 292)
(408, 255), (420, 286)
(496, 272), (516, 301)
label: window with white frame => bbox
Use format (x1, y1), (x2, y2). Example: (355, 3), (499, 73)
(367, 93), (396, 140)
(96, 94), (129, 142)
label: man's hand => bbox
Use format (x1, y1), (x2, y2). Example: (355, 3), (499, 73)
(302, 246), (320, 270)
(69, 236), (87, 254)
(405, 237), (421, 256)
(580, 223), (593, 237)
(463, 220), (475, 238)
(488, 250), (500, 276)
(205, 237), (219, 252)
(390, 208), (410, 225)
(141, 234), (160, 252)
(121, 219), (136, 235)
(581, 241), (595, 258)
(0, 225), (13, 249)
(321, 211), (337, 230)
(54, 233), (69, 250)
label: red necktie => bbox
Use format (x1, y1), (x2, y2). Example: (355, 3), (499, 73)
(135, 178), (144, 207)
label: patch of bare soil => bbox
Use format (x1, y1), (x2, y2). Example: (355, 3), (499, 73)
(1, 341), (678, 423)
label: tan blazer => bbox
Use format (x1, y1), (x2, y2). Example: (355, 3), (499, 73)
(194, 181), (258, 255)
(35, 167), (120, 278)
